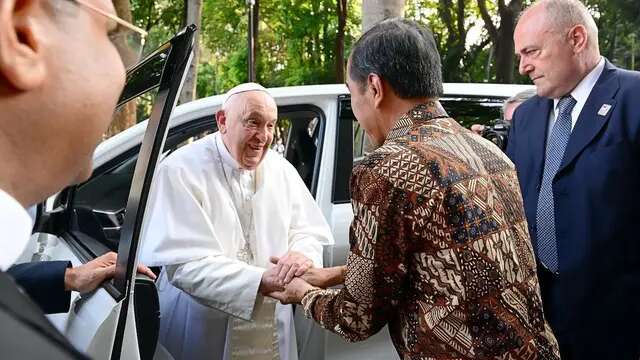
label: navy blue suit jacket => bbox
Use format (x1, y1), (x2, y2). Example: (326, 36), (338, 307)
(7, 261), (72, 314)
(507, 60), (640, 359)
(0, 270), (88, 359)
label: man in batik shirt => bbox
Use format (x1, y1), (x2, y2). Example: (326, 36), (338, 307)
(268, 19), (560, 360)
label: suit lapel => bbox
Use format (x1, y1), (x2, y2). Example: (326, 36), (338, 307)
(558, 61), (620, 173)
(529, 97), (553, 189)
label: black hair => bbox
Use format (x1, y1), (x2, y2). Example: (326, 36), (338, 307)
(349, 18), (443, 99)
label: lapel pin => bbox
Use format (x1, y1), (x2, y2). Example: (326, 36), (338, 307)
(598, 104), (612, 117)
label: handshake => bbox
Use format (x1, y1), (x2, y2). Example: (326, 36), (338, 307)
(257, 251), (346, 304)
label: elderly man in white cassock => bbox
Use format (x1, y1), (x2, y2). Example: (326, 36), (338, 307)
(139, 83), (334, 360)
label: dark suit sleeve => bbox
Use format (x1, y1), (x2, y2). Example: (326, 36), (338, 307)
(7, 261), (72, 314)
(506, 106), (522, 162)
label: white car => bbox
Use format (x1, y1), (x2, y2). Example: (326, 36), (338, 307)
(22, 27), (533, 360)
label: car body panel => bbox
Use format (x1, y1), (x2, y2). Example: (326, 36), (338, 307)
(68, 294), (121, 359)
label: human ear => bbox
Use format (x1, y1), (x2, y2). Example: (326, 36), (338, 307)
(216, 109), (228, 134)
(368, 73), (384, 109)
(0, 0), (47, 91)
(568, 24), (588, 53)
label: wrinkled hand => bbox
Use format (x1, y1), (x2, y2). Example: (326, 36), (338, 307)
(258, 266), (285, 295)
(300, 266), (346, 288)
(64, 252), (157, 294)
(268, 277), (316, 305)
(269, 251), (313, 285)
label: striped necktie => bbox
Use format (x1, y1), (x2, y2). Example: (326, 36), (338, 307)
(536, 95), (577, 273)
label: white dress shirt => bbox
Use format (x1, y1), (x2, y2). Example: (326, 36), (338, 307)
(547, 57), (606, 137)
(0, 188), (33, 270)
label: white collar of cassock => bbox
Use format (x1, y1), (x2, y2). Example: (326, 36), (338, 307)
(215, 132), (248, 173)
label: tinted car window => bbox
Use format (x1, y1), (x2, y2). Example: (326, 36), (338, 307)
(333, 96), (505, 204)
(441, 97), (504, 128)
(71, 88), (160, 253)
(71, 118), (216, 252)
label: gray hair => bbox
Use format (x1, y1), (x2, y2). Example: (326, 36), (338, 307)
(502, 89), (536, 114)
(535, 0), (599, 49)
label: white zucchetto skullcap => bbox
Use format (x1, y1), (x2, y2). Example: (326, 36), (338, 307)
(221, 82), (270, 106)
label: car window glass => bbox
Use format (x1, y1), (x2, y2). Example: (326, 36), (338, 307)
(333, 96), (504, 204)
(280, 109), (323, 191)
(71, 89), (159, 253)
(104, 53), (169, 139)
(353, 121), (367, 164)
(441, 98), (503, 128)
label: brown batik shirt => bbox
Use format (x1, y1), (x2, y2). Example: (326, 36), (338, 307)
(301, 102), (560, 360)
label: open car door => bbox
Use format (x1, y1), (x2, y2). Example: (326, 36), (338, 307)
(25, 25), (196, 360)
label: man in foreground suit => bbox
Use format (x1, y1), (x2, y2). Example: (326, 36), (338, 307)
(508, 0), (640, 358)
(0, 0), (145, 358)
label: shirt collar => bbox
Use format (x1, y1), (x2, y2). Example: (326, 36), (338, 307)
(0, 188), (33, 270)
(553, 56), (605, 110)
(385, 101), (449, 142)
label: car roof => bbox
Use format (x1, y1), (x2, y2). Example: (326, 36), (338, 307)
(93, 83), (533, 168)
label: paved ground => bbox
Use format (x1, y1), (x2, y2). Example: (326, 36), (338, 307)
(295, 311), (400, 360)
(325, 327), (400, 360)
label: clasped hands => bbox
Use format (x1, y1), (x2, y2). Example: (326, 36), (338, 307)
(258, 251), (345, 304)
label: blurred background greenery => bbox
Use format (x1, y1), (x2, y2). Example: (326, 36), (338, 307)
(107, 0), (639, 133)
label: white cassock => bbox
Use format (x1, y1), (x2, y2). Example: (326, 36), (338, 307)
(139, 132), (334, 360)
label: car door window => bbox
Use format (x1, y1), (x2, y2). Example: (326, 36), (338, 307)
(441, 97), (504, 128)
(333, 96), (504, 204)
(70, 117), (215, 254)
(278, 106), (325, 193)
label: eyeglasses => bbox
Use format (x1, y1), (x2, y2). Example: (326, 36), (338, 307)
(70, 0), (148, 68)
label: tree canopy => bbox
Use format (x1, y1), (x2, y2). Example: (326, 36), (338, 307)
(124, 0), (638, 97)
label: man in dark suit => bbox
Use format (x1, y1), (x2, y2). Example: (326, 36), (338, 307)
(508, 0), (640, 358)
(0, 0), (148, 358)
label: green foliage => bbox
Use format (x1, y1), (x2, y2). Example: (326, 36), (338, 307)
(130, 0), (184, 55)
(585, 0), (640, 70)
(196, 62), (217, 98)
(195, 0), (361, 96)
(127, 0), (639, 97)
(405, 0), (494, 83)
(406, 0), (638, 83)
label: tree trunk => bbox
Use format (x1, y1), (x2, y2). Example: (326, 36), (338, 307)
(335, 0), (347, 83)
(477, 0), (522, 83)
(362, 0), (406, 32)
(361, 0), (405, 153)
(438, 0), (467, 82)
(179, 0), (202, 104)
(252, 0), (260, 82)
(106, 0), (137, 138)
(495, 0), (520, 83)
